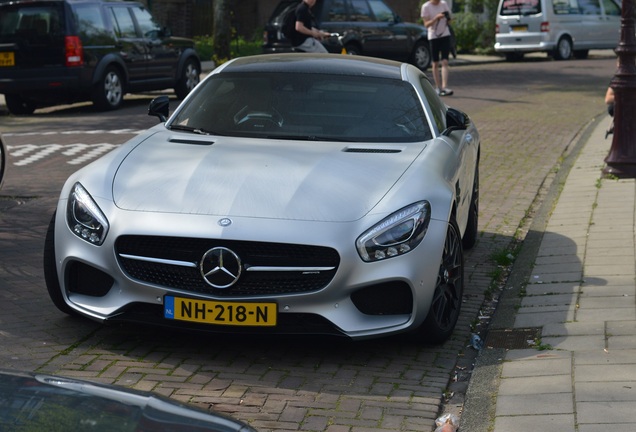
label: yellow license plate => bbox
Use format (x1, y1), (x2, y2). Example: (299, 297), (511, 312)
(511, 25), (528, 32)
(0, 52), (15, 67)
(164, 296), (277, 327)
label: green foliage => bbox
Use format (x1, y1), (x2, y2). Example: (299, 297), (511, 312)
(194, 34), (263, 64)
(452, 12), (481, 53)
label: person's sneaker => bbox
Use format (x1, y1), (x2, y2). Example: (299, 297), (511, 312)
(440, 88), (454, 96)
(435, 88), (441, 95)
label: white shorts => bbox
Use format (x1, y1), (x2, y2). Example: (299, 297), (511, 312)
(296, 38), (328, 53)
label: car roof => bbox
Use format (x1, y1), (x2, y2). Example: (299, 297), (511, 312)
(220, 54), (405, 80)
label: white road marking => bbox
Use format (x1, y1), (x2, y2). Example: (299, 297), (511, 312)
(7, 143), (120, 166)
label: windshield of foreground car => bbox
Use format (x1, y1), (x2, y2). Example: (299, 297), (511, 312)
(169, 72), (433, 143)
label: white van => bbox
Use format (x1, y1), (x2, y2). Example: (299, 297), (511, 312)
(495, 0), (621, 61)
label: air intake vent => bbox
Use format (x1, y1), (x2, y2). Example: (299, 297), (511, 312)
(169, 138), (214, 146)
(343, 146), (402, 154)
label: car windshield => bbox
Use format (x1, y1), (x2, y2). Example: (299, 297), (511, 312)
(169, 72), (432, 143)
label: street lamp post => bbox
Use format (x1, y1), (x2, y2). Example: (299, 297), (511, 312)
(603, 0), (636, 178)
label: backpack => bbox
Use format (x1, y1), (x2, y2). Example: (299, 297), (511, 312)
(281, 5), (297, 40)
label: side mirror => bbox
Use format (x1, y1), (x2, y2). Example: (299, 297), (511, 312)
(148, 96), (170, 123)
(442, 108), (470, 136)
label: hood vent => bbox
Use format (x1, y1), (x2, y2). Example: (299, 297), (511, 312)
(169, 138), (214, 146)
(343, 146), (402, 154)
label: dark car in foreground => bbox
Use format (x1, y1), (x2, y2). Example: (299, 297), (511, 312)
(262, 0), (431, 70)
(0, 369), (255, 431)
(44, 54), (479, 344)
(0, 0), (200, 115)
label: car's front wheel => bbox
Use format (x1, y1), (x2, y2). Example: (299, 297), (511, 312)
(43, 211), (77, 316)
(5, 94), (36, 115)
(92, 66), (124, 111)
(418, 217), (464, 344)
(411, 41), (431, 71)
(175, 58), (200, 100)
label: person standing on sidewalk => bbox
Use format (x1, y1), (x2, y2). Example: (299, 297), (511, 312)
(290, 0), (330, 53)
(421, 0), (453, 96)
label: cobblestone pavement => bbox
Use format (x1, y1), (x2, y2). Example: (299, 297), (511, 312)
(0, 54), (616, 431)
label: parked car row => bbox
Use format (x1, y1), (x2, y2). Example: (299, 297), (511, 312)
(0, 0), (201, 115)
(495, 0), (621, 61)
(262, 0), (432, 71)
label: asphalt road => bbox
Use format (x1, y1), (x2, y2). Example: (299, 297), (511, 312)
(0, 52), (616, 431)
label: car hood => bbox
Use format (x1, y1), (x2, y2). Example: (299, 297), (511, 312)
(112, 131), (425, 222)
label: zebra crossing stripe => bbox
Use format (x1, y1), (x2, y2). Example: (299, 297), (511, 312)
(7, 143), (119, 166)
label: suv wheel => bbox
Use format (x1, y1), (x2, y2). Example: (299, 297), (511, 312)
(411, 41), (431, 71)
(93, 66), (124, 111)
(175, 58), (200, 99)
(5, 94), (36, 115)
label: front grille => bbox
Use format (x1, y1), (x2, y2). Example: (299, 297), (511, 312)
(115, 236), (340, 297)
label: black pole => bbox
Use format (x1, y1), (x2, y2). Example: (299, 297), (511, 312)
(603, 0), (636, 177)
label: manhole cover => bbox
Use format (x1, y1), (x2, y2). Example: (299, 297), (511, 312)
(484, 328), (542, 349)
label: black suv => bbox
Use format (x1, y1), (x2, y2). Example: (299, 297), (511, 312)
(262, 0), (431, 71)
(0, 0), (200, 115)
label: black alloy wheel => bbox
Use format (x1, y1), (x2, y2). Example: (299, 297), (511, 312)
(420, 217), (464, 343)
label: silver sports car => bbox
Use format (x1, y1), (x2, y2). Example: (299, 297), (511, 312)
(44, 54), (480, 343)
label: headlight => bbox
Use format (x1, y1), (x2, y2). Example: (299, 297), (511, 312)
(66, 182), (109, 245)
(356, 201), (431, 262)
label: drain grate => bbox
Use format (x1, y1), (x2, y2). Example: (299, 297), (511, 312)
(484, 328), (542, 349)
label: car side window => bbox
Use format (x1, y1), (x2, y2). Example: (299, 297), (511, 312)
(420, 76), (445, 133)
(131, 6), (161, 38)
(367, 0), (394, 22)
(350, 0), (373, 22)
(74, 5), (109, 39)
(109, 6), (137, 38)
(326, 0), (348, 21)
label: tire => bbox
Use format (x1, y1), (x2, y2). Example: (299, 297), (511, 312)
(175, 58), (200, 100)
(5, 94), (36, 115)
(92, 66), (124, 111)
(462, 164), (479, 250)
(411, 41), (431, 71)
(573, 49), (589, 60)
(417, 217), (464, 344)
(43, 212), (78, 316)
(553, 37), (572, 60)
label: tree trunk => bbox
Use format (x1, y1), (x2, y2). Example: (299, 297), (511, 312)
(213, 0), (232, 61)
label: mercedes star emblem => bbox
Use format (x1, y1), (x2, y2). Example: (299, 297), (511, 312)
(200, 247), (242, 288)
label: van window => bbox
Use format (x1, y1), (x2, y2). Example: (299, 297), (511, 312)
(601, 0), (620, 15)
(553, 0), (581, 15)
(578, 0), (602, 14)
(499, 0), (541, 16)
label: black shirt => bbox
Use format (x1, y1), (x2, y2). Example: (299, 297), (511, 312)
(290, 2), (316, 47)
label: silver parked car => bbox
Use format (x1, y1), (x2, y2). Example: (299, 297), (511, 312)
(44, 54), (480, 344)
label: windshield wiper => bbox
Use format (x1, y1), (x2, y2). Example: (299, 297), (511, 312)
(168, 124), (215, 135)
